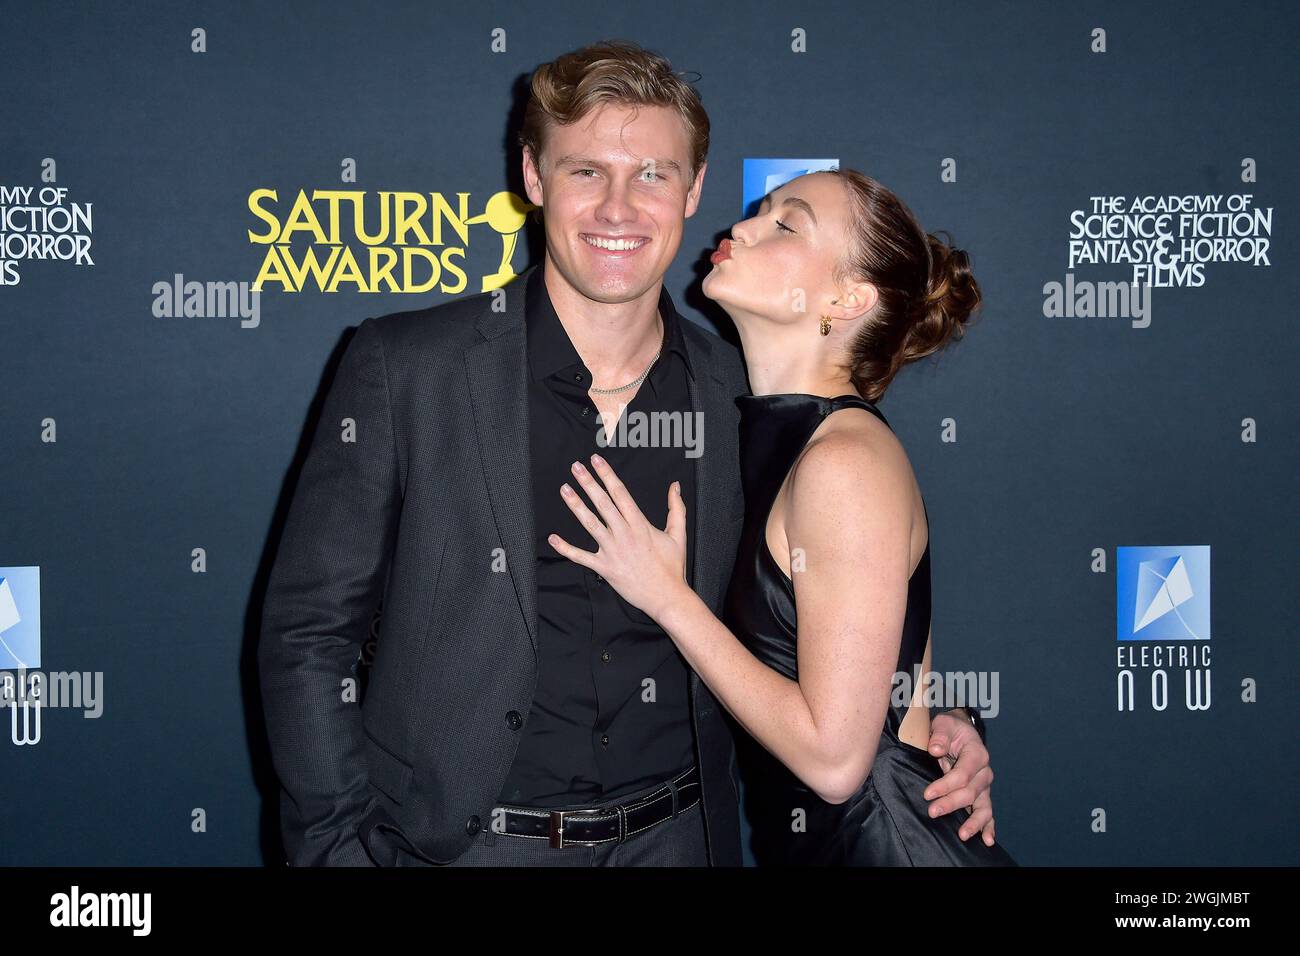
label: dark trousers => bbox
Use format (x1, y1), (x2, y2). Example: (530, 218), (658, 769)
(440, 772), (710, 867)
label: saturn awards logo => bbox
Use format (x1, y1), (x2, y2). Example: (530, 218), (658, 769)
(245, 187), (535, 295)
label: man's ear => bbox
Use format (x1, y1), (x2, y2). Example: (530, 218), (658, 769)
(684, 161), (707, 218)
(522, 147), (544, 207)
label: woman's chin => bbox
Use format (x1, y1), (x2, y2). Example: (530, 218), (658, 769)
(701, 268), (732, 306)
(703, 270), (756, 332)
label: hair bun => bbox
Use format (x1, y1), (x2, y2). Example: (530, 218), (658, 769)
(906, 230), (981, 357)
(830, 167), (980, 403)
(924, 231), (980, 324)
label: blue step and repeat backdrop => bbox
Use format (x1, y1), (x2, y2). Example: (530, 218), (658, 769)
(1, 1), (1295, 866)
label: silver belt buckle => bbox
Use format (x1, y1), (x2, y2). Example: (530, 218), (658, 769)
(548, 809), (566, 848)
(549, 806), (606, 848)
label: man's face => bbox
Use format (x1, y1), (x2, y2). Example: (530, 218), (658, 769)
(522, 101), (705, 304)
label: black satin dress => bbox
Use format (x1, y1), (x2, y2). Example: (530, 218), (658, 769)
(722, 392), (1016, 866)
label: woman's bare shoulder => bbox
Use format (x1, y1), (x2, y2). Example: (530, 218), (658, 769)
(790, 406), (914, 495)
(784, 406), (925, 566)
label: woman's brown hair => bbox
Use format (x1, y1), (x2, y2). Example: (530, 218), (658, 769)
(518, 39), (710, 180)
(828, 168), (981, 402)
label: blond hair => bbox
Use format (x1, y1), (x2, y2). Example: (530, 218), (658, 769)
(518, 39), (709, 179)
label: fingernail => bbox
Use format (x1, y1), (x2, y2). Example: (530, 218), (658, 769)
(561, 483), (572, 495)
(590, 453), (604, 466)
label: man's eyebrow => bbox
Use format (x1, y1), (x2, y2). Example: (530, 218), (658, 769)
(761, 190), (818, 225)
(553, 155), (683, 174)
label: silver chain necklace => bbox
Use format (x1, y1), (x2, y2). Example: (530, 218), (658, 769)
(589, 310), (663, 394)
(589, 346), (661, 395)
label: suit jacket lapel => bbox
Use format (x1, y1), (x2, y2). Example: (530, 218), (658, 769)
(464, 265), (539, 658)
(681, 327), (738, 710)
(685, 337), (731, 614)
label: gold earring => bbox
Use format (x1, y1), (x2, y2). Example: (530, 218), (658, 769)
(819, 315), (832, 336)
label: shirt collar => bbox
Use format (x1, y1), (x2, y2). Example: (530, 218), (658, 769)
(525, 260), (695, 384)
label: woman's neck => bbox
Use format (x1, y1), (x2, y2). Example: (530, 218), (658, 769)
(735, 321), (855, 399)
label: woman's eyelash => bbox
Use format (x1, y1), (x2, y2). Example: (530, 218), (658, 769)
(776, 220), (795, 233)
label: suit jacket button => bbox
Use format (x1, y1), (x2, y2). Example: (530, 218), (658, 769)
(506, 710), (523, 730)
(466, 815), (482, 835)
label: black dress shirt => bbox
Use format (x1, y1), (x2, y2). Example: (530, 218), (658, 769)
(496, 261), (699, 808)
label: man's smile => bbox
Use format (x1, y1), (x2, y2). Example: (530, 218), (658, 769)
(581, 233), (651, 257)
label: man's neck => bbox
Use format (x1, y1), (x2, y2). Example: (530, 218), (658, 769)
(542, 256), (664, 389)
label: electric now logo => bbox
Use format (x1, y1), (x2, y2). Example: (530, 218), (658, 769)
(49, 885), (151, 936)
(1116, 546), (1210, 642)
(741, 157), (839, 217)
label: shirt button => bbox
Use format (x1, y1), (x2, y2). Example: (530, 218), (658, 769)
(600, 650), (610, 663)
(595, 573), (604, 583)
(466, 815), (482, 835)
(582, 406), (589, 416)
(600, 734), (610, 747)
(573, 372), (583, 382)
(505, 710), (523, 730)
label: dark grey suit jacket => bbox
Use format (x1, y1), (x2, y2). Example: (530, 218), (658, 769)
(258, 262), (751, 866)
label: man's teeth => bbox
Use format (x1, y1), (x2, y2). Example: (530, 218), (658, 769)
(583, 235), (647, 251)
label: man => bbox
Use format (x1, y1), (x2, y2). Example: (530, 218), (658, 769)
(258, 39), (996, 867)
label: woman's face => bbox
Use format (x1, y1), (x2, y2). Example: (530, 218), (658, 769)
(702, 171), (857, 331)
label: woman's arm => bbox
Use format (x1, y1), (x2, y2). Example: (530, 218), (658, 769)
(549, 433), (914, 805)
(660, 429), (914, 803)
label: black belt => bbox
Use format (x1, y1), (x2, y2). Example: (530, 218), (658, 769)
(493, 765), (700, 848)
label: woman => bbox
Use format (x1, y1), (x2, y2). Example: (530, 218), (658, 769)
(546, 168), (1015, 866)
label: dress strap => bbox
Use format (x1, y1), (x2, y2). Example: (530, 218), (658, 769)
(826, 395), (889, 424)
(825, 393), (888, 428)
